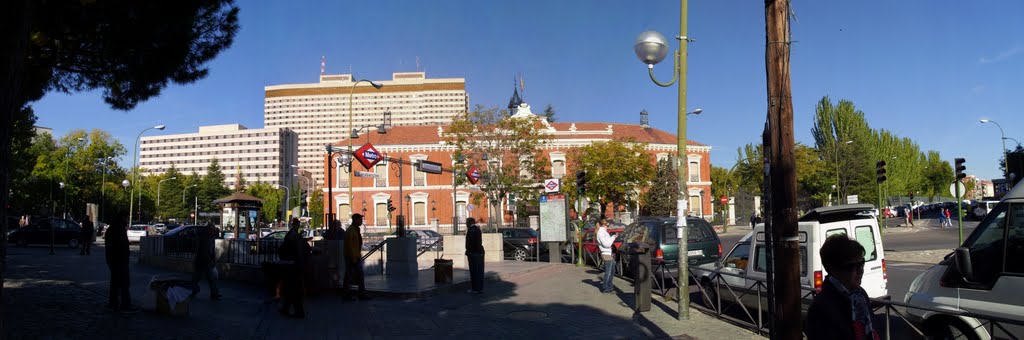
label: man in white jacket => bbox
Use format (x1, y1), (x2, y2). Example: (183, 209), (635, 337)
(597, 219), (617, 293)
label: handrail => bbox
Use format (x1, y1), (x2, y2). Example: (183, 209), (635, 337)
(417, 238), (442, 258)
(360, 240), (385, 263)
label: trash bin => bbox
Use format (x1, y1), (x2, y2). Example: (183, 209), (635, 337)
(627, 243), (652, 312)
(434, 258), (453, 283)
(149, 276), (198, 316)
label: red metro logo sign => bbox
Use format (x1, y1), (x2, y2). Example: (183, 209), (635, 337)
(353, 143), (383, 169)
(467, 166), (481, 185)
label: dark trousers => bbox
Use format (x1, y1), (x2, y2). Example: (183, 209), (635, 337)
(80, 238), (92, 255)
(107, 262), (131, 308)
(602, 258), (616, 292)
(343, 259), (365, 295)
(280, 264), (304, 315)
(468, 253), (484, 292)
(192, 263), (219, 297)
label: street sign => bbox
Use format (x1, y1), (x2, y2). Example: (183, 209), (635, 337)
(847, 195), (859, 204)
(467, 166), (481, 185)
(539, 193), (568, 242)
(720, 195), (728, 206)
(353, 143), (383, 169)
(354, 171), (379, 178)
(543, 178), (560, 193)
(416, 160), (443, 174)
(950, 182), (966, 198)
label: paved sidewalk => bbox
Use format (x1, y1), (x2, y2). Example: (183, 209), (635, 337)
(5, 245), (764, 339)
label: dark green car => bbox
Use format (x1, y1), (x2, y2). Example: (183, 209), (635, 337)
(617, 217), (722, 282)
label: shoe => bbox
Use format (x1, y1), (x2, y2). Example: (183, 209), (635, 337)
(211, 294), (223, 301)
(118, 305), (141, 314)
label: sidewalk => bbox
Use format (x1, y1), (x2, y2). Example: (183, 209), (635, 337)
(5, 245), (764, 339)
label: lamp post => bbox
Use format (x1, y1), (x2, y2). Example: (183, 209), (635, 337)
(52, 181), (64, 255)
(183, 184), (198, 225)
(634, 0), (694, 319)
(453, 154), (465, 234)
(276, 184), (290, 222)
(980, 119), (1009, 187)
(130, 125), (166, 223)
(834, 140), (853, 204)
(431, 200), (437, 222)
(347, 79), (384, 208)
(98, 156), (114, 224)
(405, 194), (411, 226)
(698, 190), (704, 219)
(156, 177), (177, 221)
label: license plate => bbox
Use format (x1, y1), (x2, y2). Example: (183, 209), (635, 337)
(688, 250), (703, 256)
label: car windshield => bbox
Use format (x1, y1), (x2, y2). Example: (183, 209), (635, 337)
(129, 226), (146, 231)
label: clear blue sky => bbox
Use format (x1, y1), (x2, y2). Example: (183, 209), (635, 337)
(33, 0), (1024, 180)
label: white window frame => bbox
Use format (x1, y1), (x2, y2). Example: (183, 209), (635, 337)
(687, 154), (702, 183)
(371, 193), (392, 227)
(549, 152), (566, 179)
(410, 154), (428, 187)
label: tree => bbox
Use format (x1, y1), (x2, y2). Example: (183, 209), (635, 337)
(247, 180), (282, 222)
(309, 185), (324, 228)
(155, 165), (185, 221)
(26, 129), (127, 219)
(1000, 145), (1024, 189)
(542, 104), (557, 122)
(445, 105), (550, 228)
(567, 138), (654, 218)
(642, 158), (679, 216)
(198, 158), (230, 214)
(920, 151), (953, 200)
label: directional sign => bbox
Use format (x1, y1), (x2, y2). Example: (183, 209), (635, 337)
(417, 160), (443, 174)
(467, 166), (481, 185)
(354, 171), (379, 178)
(543, 178), (560, 193)
(353, 143), (382, 169)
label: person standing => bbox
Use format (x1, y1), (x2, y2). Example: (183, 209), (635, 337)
(343, 214), (370, 300)
(596, 219), (617, 294)
(943, 208), (953, 227)
(105, 213), (138, 313)
(192, 223), (221, 300)
(278, 218), (310, 318)
(465, 217), (484, 294)
(79, 215), (95, 255)
(806, 235), (877, 340)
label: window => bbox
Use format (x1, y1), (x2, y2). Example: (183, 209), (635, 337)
(414, 202), (427, 225)
(689, 161), (700, 182)
(375, 203), (388, 226)
(689, 195), (702, 216)
(456, 201), (467, 221)
(854, 225), (878, 261)
(1005, 203), (1024, 274)
(339, 204), (351, 224)
(966, 203), (1009, 282)
(551, 160), (565, 178)
(826, 228), (847, 238)
(755, 245), (808, 276)
(724, 243), (750, 269)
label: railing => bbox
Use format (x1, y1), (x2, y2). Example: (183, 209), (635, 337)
(155, 236), (198, 260)
(376, 218), (388, 226)
(375, 179), (386, 187)
(413, 178), (425, 186)
(417, 238), (444, 258)
(414, 218), (425, 225)
(221, 238), (284, 267)
(872, 298), (1024, 340)
(338, 181), (349, 188)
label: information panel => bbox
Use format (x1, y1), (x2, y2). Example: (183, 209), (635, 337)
(539, 193), (568, 242)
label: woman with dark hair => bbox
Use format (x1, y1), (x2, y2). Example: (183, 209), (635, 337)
(807, 234), (877, 340)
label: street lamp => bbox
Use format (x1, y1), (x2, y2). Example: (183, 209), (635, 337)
(52, 181), (65, 255)
(634, 0), (694, 319)
(405, 194), (412, 226)
(98, 156), (114, 224)
(980, 119), (1009, 186)
(687, 108), (703, 116)
(130, 124), (166, 223)
(431, 200), (437, 221)
(156, 177), (177, 221)
(348, 79), (384, 209)
(276, 184), (290, 222)
(835, 140), (853, 204)
(452, 154), (465, 234)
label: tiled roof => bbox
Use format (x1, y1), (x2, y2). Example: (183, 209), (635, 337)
(332, 122), (705, 147)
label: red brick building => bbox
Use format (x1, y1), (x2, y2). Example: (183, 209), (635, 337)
(321, 105), (712, 232)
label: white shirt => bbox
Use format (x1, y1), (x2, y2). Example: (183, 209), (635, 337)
(597, 226), (615, 256)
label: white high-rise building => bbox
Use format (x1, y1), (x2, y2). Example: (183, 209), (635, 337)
(139, 124), (299, 188)
(264, 72), (468, 184)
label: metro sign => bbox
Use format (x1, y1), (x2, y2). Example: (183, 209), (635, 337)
(353, 143), (383, 169)
(467, 166), (481, 185)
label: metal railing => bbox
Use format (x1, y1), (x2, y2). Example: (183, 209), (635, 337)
(413, 178), (425, 186)
(872, 298), (1023, 340)
(375, 218), (388, 226)
(375, 179), (386, 187)
(221, 238), (284, 267)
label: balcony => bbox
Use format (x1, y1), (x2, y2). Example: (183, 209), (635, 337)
(689, 175), (700, 182)
(413, 178), (425, 186)
(414, 217), (426, 225)
(375, 179), (387, 187)
(376, 218), (388, 226)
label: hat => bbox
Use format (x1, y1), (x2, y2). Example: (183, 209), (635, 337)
(351, 213), (363, 219)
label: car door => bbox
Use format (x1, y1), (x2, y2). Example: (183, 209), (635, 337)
(718, 242), (751, 289)
(500, 229), (515, 254)
(31, 220), (52, 244)
(957, 201), (1024, 335)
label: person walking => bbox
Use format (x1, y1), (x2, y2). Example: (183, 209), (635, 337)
(465, 217), (484, 294)
(278, 218), (310, 318)
(105, 213), (138, 313)
(79, 215), (95, 255)
(342, 214), (370, 300)
(905, 206), (914, 227)
(192, 223), (221, 300)
(806, 235), (878, 340)
(943, 208), (953, 228)
(596, 219), (617, 294)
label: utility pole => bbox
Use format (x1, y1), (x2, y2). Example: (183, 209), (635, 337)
(764, 0), (802, 339)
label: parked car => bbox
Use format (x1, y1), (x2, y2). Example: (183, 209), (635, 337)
(498, 227), (543, 261)
(406, 230), (444, 251)
(152, 223), (167, 234)
(971, 200), (1000, 221)
(159, 225), (207, 253)
(127, 224), (149, 243)
(250, 230), (288, 254)
(7, 218), (83, 248)
(617, 216), (722, 281)
(569, 223), (626, 265)
(697, 204), (888, 312)
(905, 183), (1024, 339)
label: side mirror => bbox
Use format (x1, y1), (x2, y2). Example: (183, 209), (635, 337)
(954, 247), (975, 282)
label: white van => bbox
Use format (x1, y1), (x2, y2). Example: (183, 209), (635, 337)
(698, 204), (888, 311)
(905, 183), (1024, 339)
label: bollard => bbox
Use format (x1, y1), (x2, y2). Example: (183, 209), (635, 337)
(628, 243), (652, 312)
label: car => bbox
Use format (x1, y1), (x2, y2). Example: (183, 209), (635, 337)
(971, 200), (999, 220)
(153, 223), (167, 234)
(7, 218), (83, 248)
(250, 230), (288, 254)
(617, 217), (722, 281)
(127, 224), (149, 243)
(405, 230), (444, 251)
(697, 204), (888, 313)
(568, 224), (626, 265)
(159, 225), (208, 253)
(498, 227), (543, 261)
(904, 183), (1024, 339)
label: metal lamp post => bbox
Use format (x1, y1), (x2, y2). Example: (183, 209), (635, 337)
(156, 177), (176, 221)
(51, 181), (64, 255)
(980, 119), (1009, 188)
(453, 155), (465, 234)
(129, 125), (166, 223)
(183, 184), (198, 225)
(634, 0), (695, 319)
(276, 184), (290, 222)
(834, 140), (853, 204)
(348, 79), (384, 209)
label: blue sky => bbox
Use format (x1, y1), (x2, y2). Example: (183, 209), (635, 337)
(32, 0), (1024, 180)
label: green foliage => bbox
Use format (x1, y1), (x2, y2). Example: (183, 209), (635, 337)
(247, 180), (282, 222)
(198, 158), (230, 213)
(641, 158), (679, 216)
(542, 104), (557, 122)
(309, 185), (324, 228)
(567, 138), (654, 216)
(732, 144), (765, 195)
(21, 129), (128, 219)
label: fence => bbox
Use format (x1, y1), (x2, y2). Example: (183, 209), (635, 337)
(220, 238), (285, 267)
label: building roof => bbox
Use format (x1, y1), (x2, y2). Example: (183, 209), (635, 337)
(212, 192), (264, 205)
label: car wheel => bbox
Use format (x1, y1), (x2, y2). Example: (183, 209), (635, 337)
(699, 277), (719, 310)
(513, 248), (528, 261)
(68, 238), (80, 248)
(925, 317), (980, 340)
(15, 237), (27, 247)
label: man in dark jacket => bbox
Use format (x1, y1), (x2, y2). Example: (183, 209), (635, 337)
(342, 214), (369, 300)
(465, 217), (484, 294)
(278, 218), (310, 318)
(192, 224), (221, 300)
(79, 216), (94, 255)
(104, 213), (138, 313)
(807, 235), (876, 340)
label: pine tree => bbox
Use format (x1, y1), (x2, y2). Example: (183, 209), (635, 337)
(641, 158), (678, 216)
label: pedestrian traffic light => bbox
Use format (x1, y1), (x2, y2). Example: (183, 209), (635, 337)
(876, 160), (887, 183)
(387, 198), (396, 212)
(575, 171), (587, 193)
(955, 158), (967, 181)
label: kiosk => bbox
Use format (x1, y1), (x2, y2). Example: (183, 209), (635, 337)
(213, 192), (263, 239)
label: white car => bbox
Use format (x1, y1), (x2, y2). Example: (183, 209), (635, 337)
(127, 224), (148, 243)
(905, 183), (1024, 339)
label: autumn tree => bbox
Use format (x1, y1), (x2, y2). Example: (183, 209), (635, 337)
(309, 185), (324, 228)
(566, 139), (654, 218)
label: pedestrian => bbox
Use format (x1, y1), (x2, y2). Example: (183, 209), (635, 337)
(278, 218), (310, 318)
(325, 219), (344, 241)
(465, 217), (485, 294)
(343, 214), (370, 300)
(750, 212), (756, 228)
(944, 208), (954, 227)
(79, 215), (95, 255)
(905, 206), (914, 227)
(806, 234), (878, 340)
(105, 213), (139, 313)
(192, 223), (221, 300)
(596, 219), (617, 294)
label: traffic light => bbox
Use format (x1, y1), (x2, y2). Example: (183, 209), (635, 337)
(575, 171), (587, 193)
(300, 190), (308, 208)
(387, 199), (396, 212)
(876, 160), (887, 183)
(955, 158), (967, 181)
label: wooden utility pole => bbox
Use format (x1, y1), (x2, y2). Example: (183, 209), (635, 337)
(764, 0), (802, 339)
